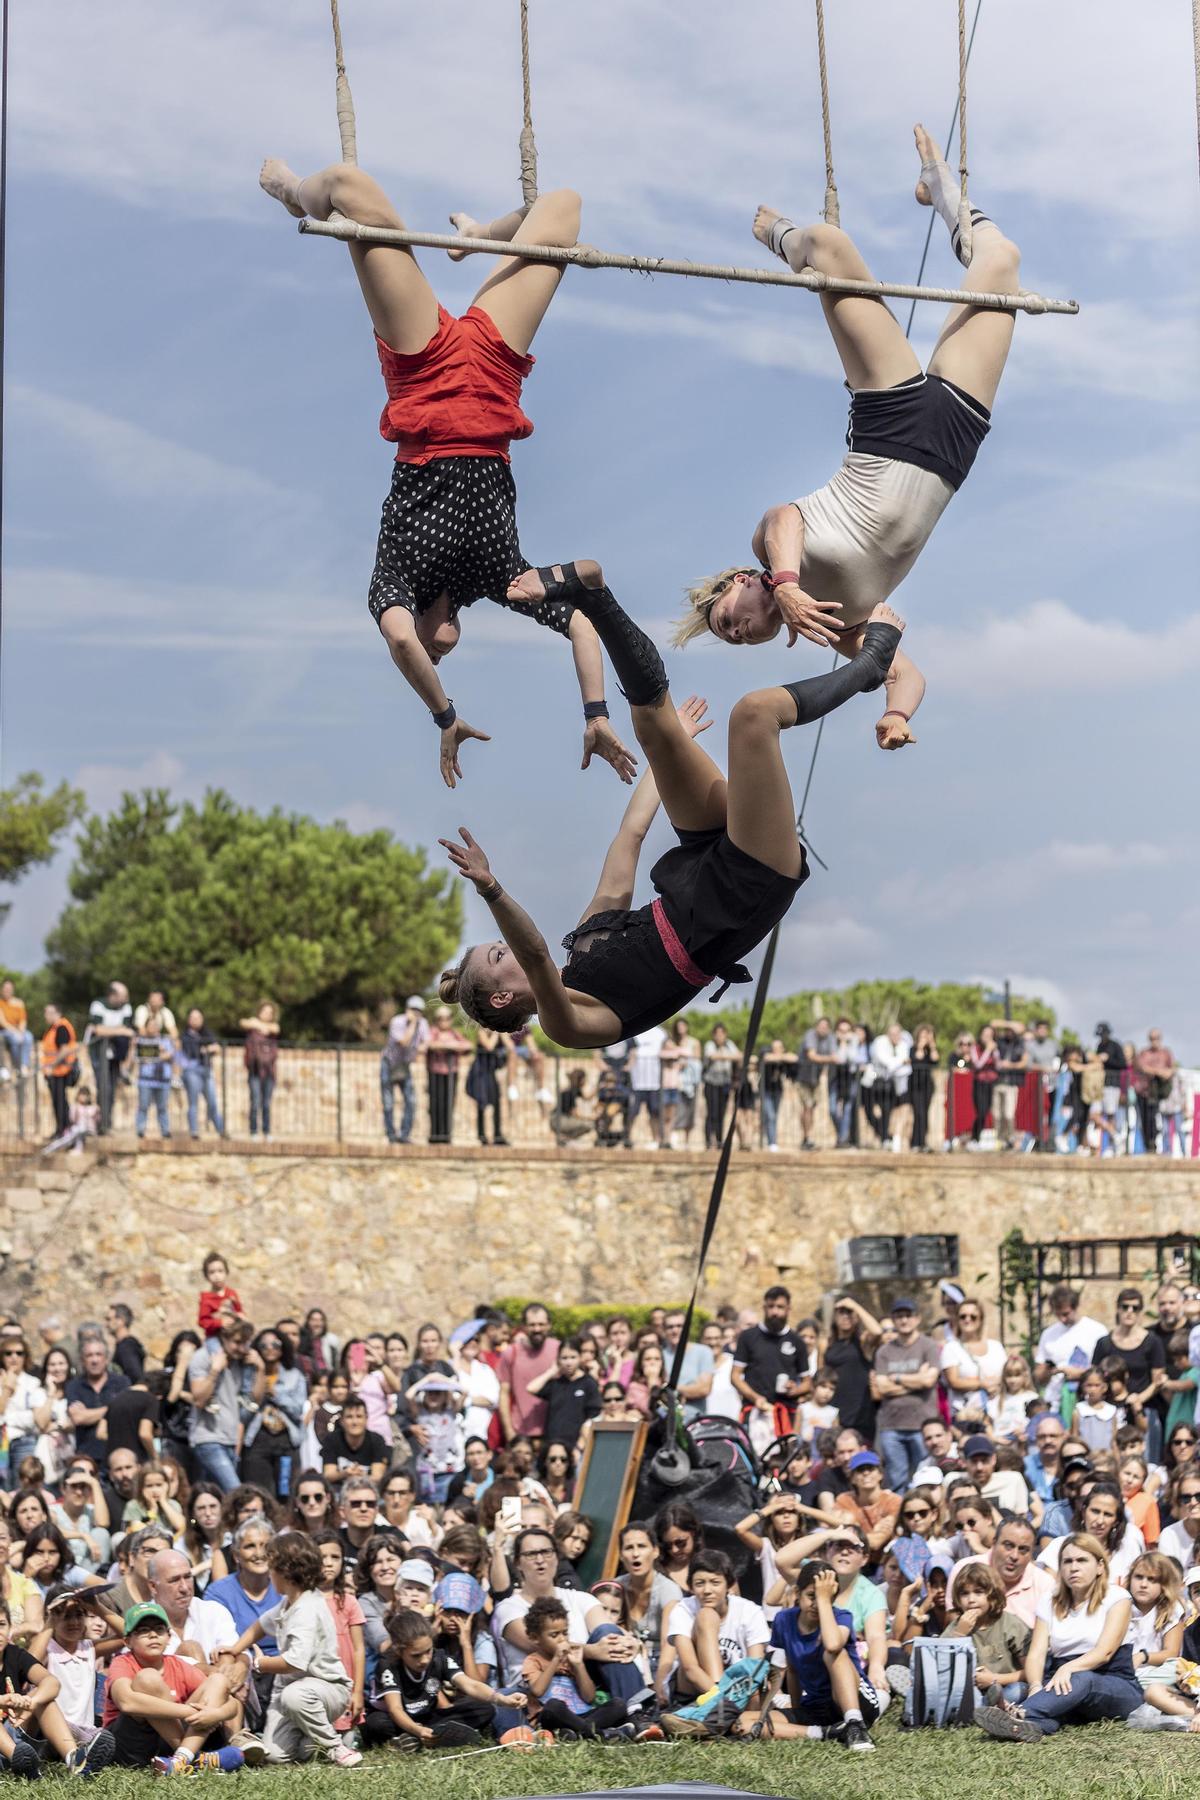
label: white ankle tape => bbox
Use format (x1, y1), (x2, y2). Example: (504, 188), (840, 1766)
(767, 217), (798, 261)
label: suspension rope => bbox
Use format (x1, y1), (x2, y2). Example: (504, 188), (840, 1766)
(298, 219), (1075, 313)
(813, 0), (839, 226)
(330, 0), (358, 164)
(956, 0), (973, 263)
(1193, 0), (1200, 181)
(906, 0), (983, 337)
(518, 0), (539, 205)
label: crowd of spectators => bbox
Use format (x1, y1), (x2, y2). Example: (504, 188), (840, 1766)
(2, 1267), (1200, 1766)
(3, 975), (1189, 1157)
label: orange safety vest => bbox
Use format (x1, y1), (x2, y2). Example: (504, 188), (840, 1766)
(41, 1016), (78, 1077)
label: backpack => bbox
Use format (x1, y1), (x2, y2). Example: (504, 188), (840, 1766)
(666, 1655), (771, 1736)
(688, 1414), (759, 1481)
(902, 1638), (976, 1729)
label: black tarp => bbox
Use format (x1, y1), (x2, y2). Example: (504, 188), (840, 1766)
(521, 1785), (781, 1799)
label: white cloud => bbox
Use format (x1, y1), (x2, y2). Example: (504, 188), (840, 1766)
(921, 600), (1200, 695)
(9, 384), (290, 505)
(74, 751), (186, 816)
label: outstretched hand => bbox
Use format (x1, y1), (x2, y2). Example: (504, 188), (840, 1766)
(771, 582), (846, 650)
(440, 717), (492, 789)
(582, 717), (638, 784)
(439, 828), (494, 893)
(676, 694), (713, 738)
(875, 714), (916, 751)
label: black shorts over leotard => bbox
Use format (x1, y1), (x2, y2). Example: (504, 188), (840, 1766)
(366, 457), (575, 638)
(562, 827), (808, 1040)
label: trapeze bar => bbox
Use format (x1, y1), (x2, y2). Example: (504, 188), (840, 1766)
(298, 217), (1079, 316)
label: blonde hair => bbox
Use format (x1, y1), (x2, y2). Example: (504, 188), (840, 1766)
(1128, 1551), (1183, 1632)
(1052, 1532), (1110, 1617)
(439, 958), (530, 1034)
(671, 568), (760, 647)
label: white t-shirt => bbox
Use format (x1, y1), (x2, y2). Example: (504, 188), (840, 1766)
(629, 1028), (667, 1092)
(1038, 1525), (1145, 1584)
(1126, 1599), (1185, 1654)
(1036, 1583), (1130, 1662)
(981, 1470), (1032, 1516)
(666, 1594), (769, 1669)
(1157, 1520), (1200, 1572)
(44, 1638), (96, 1730)
(1034, 1315), (1106, 1409)
(166, 1596), (239, 1659)
(706, 1353), (741, 1421)
(460, 1358), (500, 1444)
(492, 1585), (595, 1683)
(939, 1337), (1007, 1417)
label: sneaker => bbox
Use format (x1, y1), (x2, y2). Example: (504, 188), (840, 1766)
(767, 1143), (780, 1152)
(430, 1722), (482, 1747)
(975, 1704), (1042, 1743)
(67, 1728), (116, 1776)
(150, 1751), (193, 1777)
(192, 1749), (245, 1774)
(840, 1719), (876, 1753)
(600, 1724), (636, 1741)
(634, 1722), (665, 1741)
(885, 1665), (913, 1700)
(227, 1729), (266, 1767)
(6, 1739), (41, 1780)
(498, 1726), (553, 1750)
(326, 1744), (362, 1768)
(386, 1735), (420, 1755)
(535, 1087), (555, 1106)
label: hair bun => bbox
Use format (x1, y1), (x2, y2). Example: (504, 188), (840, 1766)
(438, 969), (460, 1005)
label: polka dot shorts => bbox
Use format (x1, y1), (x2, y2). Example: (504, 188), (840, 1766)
(367, 456), (575, 639)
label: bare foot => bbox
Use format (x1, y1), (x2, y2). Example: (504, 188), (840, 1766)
(913, 123), (946, 207)
(753, 204), (785, 249)
(506, 559), (603, 605)
(260, 157), (306, 219)
(867, 601), (906, 637)
(506, 568), (546, 604)
(447, 211), (482, 261)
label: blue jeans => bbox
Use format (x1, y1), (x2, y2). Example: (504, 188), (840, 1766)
(585, 1623), (643, 1703)
(831, 1082), (858, 1146)
(249, 1073), (275, 1136)
(761, 1089), (780, 1147)
(0, 1028), (27, 1072)
(191, 1440), (241, 1492)
(183, 1064), (224, 1137)
(380, 1062), (416, 1143)
(1021, 1667), (1140, 1735)
(136, 1082), (171, 1139)
(879, 1428), (927, 1492)
(415, 1467), (455, 1506)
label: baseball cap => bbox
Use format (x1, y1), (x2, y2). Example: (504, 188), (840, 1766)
(398, 1559), (435, 1589)
(938, 1281), (965, 1306)
(1183, 1566), (1200, 1589)
(435, 1572), (485, 1615)
(848, 1450), (881, 1472)
(890, 1297), (918, 1315)
(406, 996), (427, 1012)
(124, 1602), (171, 1634)
(963, 1435), (997, 1459)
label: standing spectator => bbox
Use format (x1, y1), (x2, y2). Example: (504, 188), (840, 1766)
(241, 1329), (307, 1500)
(871, 1299), (940, 1494)
(908, 1024), (939, 1152)
(133, 1009), (176, 1141)
(701, 1025), (740, 1149)
(1024, 1019), (1059, 1148)
(991, 1020), (1028, 1152)
(39, 1004), (79, 1139)
(465, 1027), (511, 1147)
(498, 1306), (561, 1446)
(1093, 1290), (1165, 1431)
(186, 1316), (254, 1492)
(661, 1312), (715, 1424)
(867, 1024), (911, 1151)
(425, 1007), (471, 1145)
(1024, 1417), (1068, 1505)
(86, 981), (133, 1134)
(829, 1017), (866, 1150)
(795, 1016), (836, 1151)
(106, 1305), (146, 1384)
(133, 990), (178, 1038)
(380, 997), (429, 1147)
(939, 1300), (1007, 1431)
(524, 1341), (601, 1454)
(758, 1041), (796, 1152)
(1092, 1022), (1127, 1152)
(824, 1298), (882, 1443)
(625, 1026), (666, 1149)
(732, 1287), (809, 1423)
(0, 977), (29, 1076)
(66, 1338), (130, 1465)
(1133, 1031), (1177, 1156)
(968, 1024), (999, 1147)
(1146, 1283), (1187, 1462)
(1033, 1285), (1106, 1415)
(0, 1339), (50, 1469)
(239, 1003), (280, 1140)
(178, 1009), (224, 1141)
(660, 1018), (702, 1149)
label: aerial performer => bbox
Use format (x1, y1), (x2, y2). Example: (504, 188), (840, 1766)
(258, 157), (635, 790)
(438, 561), (903, 1048)
(674, 126), (1021, 751)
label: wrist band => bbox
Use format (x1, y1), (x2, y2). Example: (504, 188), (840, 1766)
(433, 702), (456, 730)
(583, 700), (610, 721)
(881, 708), (910, 722)
(478, 879), (502, 904)
(764, 570), (800, 591)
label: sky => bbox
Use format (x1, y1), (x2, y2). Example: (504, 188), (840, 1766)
(2, 0), (1198, 1054)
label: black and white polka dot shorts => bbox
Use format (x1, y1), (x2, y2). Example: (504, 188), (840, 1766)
(366, 455), (575, 639)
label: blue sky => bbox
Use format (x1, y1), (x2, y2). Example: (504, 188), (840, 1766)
(2, 0), (1198, 1054)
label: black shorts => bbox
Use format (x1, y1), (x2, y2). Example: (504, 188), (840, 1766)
(789, 1675), (881, 1729)
(847, 372), (991, 491)
(652, 827), (808, 981)
(367, 456), (573, 639)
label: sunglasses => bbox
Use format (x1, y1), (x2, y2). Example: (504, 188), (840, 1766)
(1118, 1302), (1143, 1312)
(1176, 1437), (1198, 1447)
(298, 1492), (326, 1503)
(1180, 1492), (1200, 1505)
(662, 1535), (692, 1549)
(346, 1499), (376, 1509)
(903, 1505), (934, 1519)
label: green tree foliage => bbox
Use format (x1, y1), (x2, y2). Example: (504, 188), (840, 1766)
(0, 773), (85, 922)
(681, 977), (1057, 1056)
(44, 789), (462, 1040)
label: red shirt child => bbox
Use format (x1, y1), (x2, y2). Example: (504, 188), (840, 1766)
(198, 1252), (243, 1339)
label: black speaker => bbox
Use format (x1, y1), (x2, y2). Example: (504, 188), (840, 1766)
(901, 1234), (959, 1279)
(835, 1235), (903, 1283)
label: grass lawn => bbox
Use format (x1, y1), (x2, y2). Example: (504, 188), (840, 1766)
(56, 1716), (1200, 1797)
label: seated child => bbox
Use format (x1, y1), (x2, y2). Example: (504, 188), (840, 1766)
(663, 1550), (769, 1706)
(103, 1602), (244, 1774)
(0, 1591), (117, 1777)
(944, 1562), (1031, 1708)
(362, 1606), (521, 1750)
(519, 1596), (656, 1740)
(26, 1584), (124, 1771)
(1124, 1553), (1184, 1690)
(228, 1532), (361, 1768)
(736, 1561), (877, 1753)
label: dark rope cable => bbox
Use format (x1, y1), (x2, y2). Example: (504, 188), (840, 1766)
(0, 0), (9, 747)
(905, 0), (983, 339)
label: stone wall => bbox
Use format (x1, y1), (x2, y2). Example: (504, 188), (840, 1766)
(2, 1147), (1198, 1355)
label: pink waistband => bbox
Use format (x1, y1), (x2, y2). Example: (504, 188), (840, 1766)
(652, 898), (708, 989)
